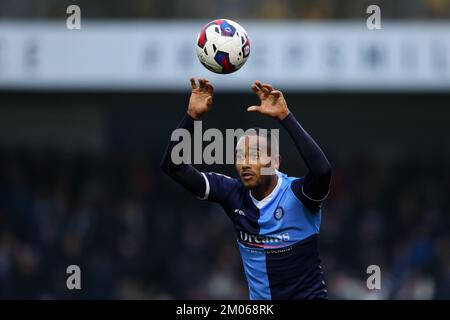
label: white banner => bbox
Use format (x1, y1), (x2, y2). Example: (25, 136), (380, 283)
(0, 20), (449, 91)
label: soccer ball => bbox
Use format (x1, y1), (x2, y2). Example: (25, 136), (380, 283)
(196, 19), (250, 74)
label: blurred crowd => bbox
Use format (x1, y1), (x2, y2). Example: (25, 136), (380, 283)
(0, 146), (449, 299)
(0, 0), (449, 19)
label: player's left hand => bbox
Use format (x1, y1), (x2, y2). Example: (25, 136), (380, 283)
(247, 81), (290, 121)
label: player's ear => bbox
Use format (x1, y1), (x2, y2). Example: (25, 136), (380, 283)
(272, 154), (281, 170)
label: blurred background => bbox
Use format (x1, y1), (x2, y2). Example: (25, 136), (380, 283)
(0, 0), (449, 19)
(0, 0), (449, 299)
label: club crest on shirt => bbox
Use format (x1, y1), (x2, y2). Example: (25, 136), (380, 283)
(274, 207), (284, 220)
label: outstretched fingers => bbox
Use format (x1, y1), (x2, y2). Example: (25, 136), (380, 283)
(260, 82), (274, 92)
(190, 77), (197, 90)
(251, 83), (260, 96)
(255, 81), (270, 94)
(204, 80), (214, 94)
(271, 90), (282, 98)
(247, 105), (260, 113)
(198, 78), (214, 94)
(198, 78), (207, 89)
(251, 81), (269, 101)
(191, 77), (214, 94)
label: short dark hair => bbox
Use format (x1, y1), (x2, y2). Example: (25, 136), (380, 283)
(241, 127), (279, 156)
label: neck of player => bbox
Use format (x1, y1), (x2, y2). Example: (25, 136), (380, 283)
(250, 174), (279, 201)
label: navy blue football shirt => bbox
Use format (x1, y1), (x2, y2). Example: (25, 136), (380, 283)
(161, 112), (332, 300)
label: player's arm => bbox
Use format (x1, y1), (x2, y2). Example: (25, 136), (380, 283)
(247, 81), (332, 212)
(160, 78), (213, 199)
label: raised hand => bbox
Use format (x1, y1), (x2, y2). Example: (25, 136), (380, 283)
(247, 81), (290, 121)
(187, 77), (214, 120)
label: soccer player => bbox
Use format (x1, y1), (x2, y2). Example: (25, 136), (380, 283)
(161, 78), (332, 300)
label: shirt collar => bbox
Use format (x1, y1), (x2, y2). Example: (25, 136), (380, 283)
(249, 170), (283, 209)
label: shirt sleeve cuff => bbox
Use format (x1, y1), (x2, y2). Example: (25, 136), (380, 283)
(196, 172), (210, 200)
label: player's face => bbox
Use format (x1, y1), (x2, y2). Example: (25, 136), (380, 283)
(235, 134), (278, 189)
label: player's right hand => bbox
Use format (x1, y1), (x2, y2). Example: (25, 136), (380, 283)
(187, 77), (214, 120)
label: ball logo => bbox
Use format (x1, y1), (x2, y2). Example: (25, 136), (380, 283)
(244, 45), (250, 56)
(274, 207), (284, 220)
